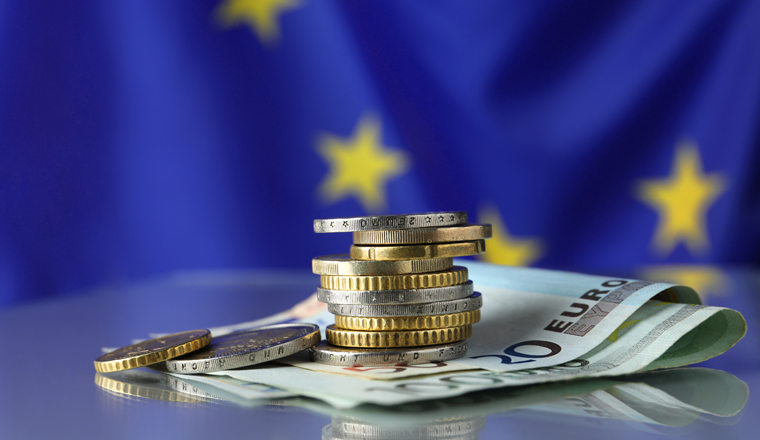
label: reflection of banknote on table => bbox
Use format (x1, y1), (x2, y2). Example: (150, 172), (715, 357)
(98, 366), (748, 432)
(168, 261), (745, 408)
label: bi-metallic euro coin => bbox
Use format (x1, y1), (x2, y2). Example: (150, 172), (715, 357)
(94, 329), (212, 373)
(165, 324), (320, 374)
(309, 340), (468, 366)
(350, 240), (485, 261)
(335, 310), (481, 331)
(312, 254), (453, 276)
(325, 324), (472, 348)
(328, 292), (482, 317)
(314, 212), (467, 233)
(317, 281), (474, 305)
(353, 224), (492, 245)
(321, 267), (468, 291)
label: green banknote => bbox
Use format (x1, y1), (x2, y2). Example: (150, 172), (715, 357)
(165, 262), (745, 407)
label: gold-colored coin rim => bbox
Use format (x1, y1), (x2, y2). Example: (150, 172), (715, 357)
(312, 254), (454, 275)
(321, 266), (469, 291)
(325, 324), (472, 348)
(353, 224), (492, 245)
(335, 310), (481, 331)
(350, 240), (486, 261)
(94, 330), (213, 373)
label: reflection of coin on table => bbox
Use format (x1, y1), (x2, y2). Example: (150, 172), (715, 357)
(324, 416), (487, 439)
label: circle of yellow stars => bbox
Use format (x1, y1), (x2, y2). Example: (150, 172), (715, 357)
(213, 0), (733, 297)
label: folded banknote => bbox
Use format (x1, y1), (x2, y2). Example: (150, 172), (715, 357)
(161, 261), (745, 408)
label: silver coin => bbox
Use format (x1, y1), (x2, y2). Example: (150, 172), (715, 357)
(329, 416), (487, 438)
(313, 254), (454, 276)
(317, 281), (474, 305)
(309, 340), (468, 366)
(328, 292), (482, 317)
(314, 212), (467, 233)
(165, 324), (320, 374)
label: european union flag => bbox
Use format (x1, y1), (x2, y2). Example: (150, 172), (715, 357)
(1, 0), (759, 307)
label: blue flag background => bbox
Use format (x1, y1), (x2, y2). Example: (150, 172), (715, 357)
(1, 0), (759, 307)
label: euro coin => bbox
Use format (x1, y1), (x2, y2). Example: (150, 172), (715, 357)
(312, 254), (453, 276)
(94, 329), (212, 373)
(309, 340), (468, 366)
(314, 212), (467, 233)
(165, 324), (320, 374)
(334, 310), (480, 331)
(317, 281), (474, 305)
(325, 324), (472, 348)
(328, 292), (482, 317)
(353, 224), (492, 245)
(321, 266), (468, 291)
(350, 240), (485, 261)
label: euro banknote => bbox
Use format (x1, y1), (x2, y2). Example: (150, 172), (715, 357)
(162, 262), (745, 407)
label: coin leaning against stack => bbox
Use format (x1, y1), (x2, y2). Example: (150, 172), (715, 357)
(310, 212), (491, 367)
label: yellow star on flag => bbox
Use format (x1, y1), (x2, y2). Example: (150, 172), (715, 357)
(641, 265), (727, 302)
(316, 115), (410, 212)
(216, 0), (301, 45)
(635, 140), (727, 256)
(478, 205), (543, 266)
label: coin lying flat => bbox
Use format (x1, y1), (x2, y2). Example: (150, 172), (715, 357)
(314, 212), (467, 233)
(325, 324), (472, 348)
(309, 340), (468, 366)
(350, 240), (486, 261)
(317, 281), (474, 305)
(312, 254), (453, 276)
(94, 329), (212, 373)
(321, 267), (468, 291)
(353, 224), (492, 245)
(335, 310), (481, 331)
(165, 324), (320, 374)
(328, 292), (482, 317)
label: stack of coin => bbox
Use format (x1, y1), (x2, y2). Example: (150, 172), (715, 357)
(310, 212), (491, 366)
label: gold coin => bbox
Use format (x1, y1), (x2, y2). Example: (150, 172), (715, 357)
(335, 310), (481, 331)
(325, 324), (472, 348)
(353, 224), (492, 245)
(94, 329), (212, 373)
(321, 266), (468, 291)
(312, 254), (454, 275)
(350, 240), (486, 261)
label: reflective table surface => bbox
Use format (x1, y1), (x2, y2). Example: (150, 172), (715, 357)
(0, 268), (757, 439)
